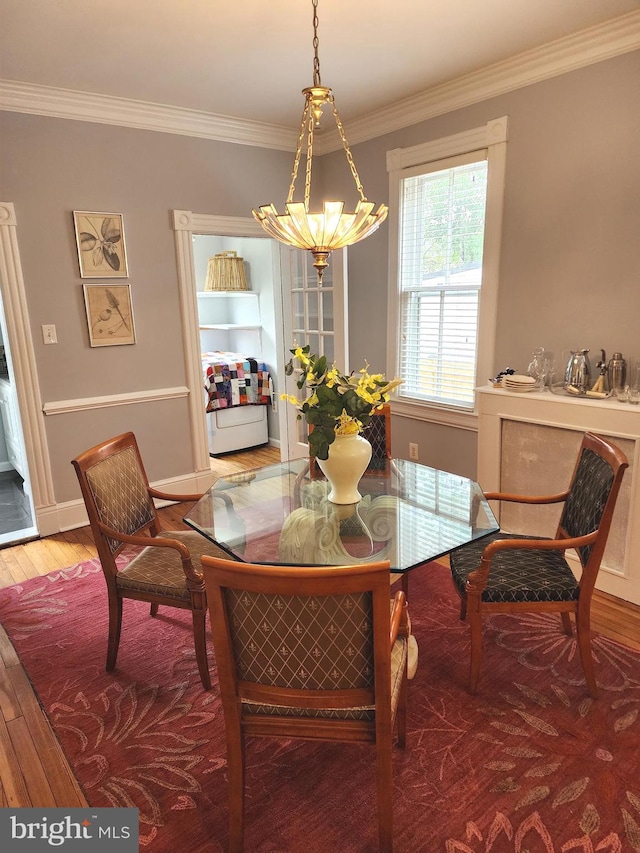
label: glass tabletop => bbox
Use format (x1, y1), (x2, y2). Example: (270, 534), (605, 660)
(183, 458), (499, 574)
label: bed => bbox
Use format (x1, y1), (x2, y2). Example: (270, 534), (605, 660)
(202, 351), (272, 455)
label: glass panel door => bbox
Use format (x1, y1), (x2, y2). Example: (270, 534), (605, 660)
(280, 248), (348, 460)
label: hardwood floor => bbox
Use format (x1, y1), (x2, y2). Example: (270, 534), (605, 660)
(0, 445), (280, 808)
(1, 441), (639, 808)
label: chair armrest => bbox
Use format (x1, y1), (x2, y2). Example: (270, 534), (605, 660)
(150, 486), (237, 515)
(466, 530), (598, 592)
(96, 522), (203, 584)
(390, 590), (409, 648)
(484, 489), (570, 504)
(482, 531), (597, 559)
(148, 486), (203, 502)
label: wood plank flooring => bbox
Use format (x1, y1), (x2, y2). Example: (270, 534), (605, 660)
(1, 442), (639, 808)
(0, 445), (279, 808)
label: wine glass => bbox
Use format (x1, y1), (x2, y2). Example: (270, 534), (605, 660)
(527, 348), (546, 390)
(544, 355), (558, 392)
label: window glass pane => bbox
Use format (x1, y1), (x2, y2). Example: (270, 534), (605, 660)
(307, 332), (319, 356)
(292, 291), (304, 328)
(322, 335), (335, 364)
(307, 291), (319, 331)
(322, 292), (334, 331)
(320, 265), (333, 288)
(398, 159), (487, 408)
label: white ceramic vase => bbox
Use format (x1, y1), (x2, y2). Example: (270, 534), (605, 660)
(316, 433), (372, 504)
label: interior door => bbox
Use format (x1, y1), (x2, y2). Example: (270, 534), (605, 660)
(280, 247), (348, 460)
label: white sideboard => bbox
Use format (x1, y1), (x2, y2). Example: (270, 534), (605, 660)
(476, 386), (639, 605)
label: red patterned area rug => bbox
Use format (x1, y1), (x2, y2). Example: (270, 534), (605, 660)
(1, 557), (639, 852)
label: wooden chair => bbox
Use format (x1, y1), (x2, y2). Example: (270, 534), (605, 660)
(449, 431), (628, 697)
(72, 431), (233, 690)
(201, 554), (410, 853)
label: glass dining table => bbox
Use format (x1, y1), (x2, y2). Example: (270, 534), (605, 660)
(183, 457), (499, 578)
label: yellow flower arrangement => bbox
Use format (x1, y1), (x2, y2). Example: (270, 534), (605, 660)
(282, 345), (402, 460)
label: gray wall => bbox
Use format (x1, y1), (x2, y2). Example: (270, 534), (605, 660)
(322, 50), (640, 476)
(1, 49), (638, 508)
(0, 112), (292, 502)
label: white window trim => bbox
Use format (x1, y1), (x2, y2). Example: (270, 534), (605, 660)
(386, 116), (508, 430)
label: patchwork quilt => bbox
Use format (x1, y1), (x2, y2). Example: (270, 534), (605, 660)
(203, 351), (271, 412)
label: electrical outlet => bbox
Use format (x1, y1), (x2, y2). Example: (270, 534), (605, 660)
(42, 324), (57, 344)
(409, 442), (419, 460)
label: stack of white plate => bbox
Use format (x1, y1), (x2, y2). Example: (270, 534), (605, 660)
(502, 374), (537, 392)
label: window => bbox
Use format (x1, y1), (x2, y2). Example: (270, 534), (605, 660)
(399, 157), (487, 407)
(387, 118), (507, 425)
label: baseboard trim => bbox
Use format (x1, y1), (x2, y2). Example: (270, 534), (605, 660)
(54, 469), (216, 533)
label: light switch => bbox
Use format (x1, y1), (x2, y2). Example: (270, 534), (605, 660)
(42, 324), (57, 344)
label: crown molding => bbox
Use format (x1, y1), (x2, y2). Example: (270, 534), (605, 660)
(0, 80), (298, 152)
(1, 12), (638, 154)
(316, 10), (640, 153)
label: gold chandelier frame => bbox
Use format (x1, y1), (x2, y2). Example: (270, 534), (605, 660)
(252, 0), (388, 279)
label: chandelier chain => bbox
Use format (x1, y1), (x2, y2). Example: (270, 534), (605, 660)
(329, 96), (367, 201)
(312, 0), (321, 87)
(252, 0), (388, 279)
(304, 105), (316, 207)
(287, 98), (311, 204)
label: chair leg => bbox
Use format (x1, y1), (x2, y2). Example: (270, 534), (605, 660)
(376, 738), (393, 853)
(192, 608), (211, 690)
(106, 594), (123, 672)
(575, 609), (599, 699)
(561, 612), (573, 636)
(150, 603), (159, 617)
(227, 723), (245, 853)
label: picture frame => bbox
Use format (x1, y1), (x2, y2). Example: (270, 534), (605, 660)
(83, 284), (136, 347)
(73, 211), (129, 278)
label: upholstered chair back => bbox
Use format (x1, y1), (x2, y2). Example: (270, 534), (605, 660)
(225, 589), (376, 719)
(559, 446), (616, 567)
(364, 404), (392, 471)
(85, 445), (156, 554)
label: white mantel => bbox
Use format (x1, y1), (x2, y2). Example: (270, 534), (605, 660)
(476, 386), (639, 605)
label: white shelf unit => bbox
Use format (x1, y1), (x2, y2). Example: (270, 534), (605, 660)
(197, 290), (268, 455)
(197, 291), (263, 356)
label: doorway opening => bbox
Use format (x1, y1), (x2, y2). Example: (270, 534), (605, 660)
(0, 288), (37, 546)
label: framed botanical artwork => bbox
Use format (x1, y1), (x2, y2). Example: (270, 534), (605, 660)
(83, 284), (136, 347)
(73, 211), (129, 278)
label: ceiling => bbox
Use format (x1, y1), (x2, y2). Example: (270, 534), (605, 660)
(1, 0), (639, 131)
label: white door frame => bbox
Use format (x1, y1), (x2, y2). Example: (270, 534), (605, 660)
(172, 210), (288, 477)
(0, 202), (57, 534)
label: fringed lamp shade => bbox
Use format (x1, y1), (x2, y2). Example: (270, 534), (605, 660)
(204, 251), (248, 292)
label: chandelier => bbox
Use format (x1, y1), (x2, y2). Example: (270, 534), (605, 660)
(252, 0), (388, 280)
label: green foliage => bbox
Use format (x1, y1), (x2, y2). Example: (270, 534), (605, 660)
(281, 344), (401, 460)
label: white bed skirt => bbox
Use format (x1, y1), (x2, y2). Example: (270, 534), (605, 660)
(207, 405), (268, 455)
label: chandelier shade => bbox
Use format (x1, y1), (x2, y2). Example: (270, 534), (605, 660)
(252, 0), (388, 279)
(253, 200), (388, 277)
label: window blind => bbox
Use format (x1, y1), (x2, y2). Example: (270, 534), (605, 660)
(398, 160), (488, 408)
